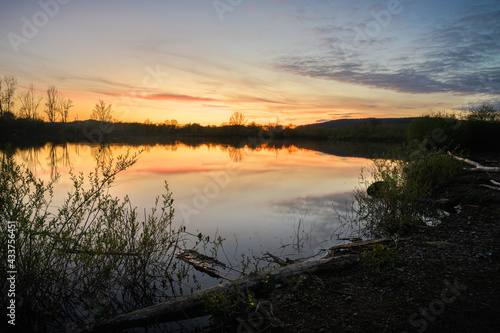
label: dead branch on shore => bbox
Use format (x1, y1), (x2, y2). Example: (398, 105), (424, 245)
(480, 180), (500, 192)
(448, 152), (500, 192)
(448, 152), (500, 172)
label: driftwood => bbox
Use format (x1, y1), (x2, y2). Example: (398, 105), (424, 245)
(327, 238), (394, 253)
(480, 180), (500, 192)
(92, 254), (356, 332)
(448, 152), (500, 172)
(448, 152), (500, 192)
(176, 249), (230, 280)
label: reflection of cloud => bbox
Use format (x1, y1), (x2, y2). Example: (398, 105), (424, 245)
(271, 191), (360, 250)
(272, 191), (355, 223)
(131, 166), (219, 174)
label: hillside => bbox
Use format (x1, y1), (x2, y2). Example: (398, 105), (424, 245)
(303, 117), (416, 130)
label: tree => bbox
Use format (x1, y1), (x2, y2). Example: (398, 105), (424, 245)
(18, 84), (42, 120)
(229, 112), (246, 126)
(466, 104), (499, 122)
(90, 100), (113, 122)
(58, 97), (73, 123)
(45, 85), (59, 122)
(0, 75), (17, 116)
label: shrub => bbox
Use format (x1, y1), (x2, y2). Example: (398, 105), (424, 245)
(353, 148), (463, 237)
(199, 286), (257, 327)
(0, 149), (217, 331)
(361, 243), (398, 275)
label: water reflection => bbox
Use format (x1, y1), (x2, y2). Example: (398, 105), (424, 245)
(228, 146), (244, 162)
(90, 144), (113, 165)
(47, 143), (71, 179)
(4, 139), (383, 259)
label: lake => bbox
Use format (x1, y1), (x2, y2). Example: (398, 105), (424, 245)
(10, 139), (394, 265)
(6, 139), (399, 330)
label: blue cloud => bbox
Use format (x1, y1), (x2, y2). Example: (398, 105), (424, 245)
(274, 1), (500, 95)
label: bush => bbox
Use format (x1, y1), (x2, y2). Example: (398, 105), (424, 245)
(352, 148), (463, 237)
(407, 107), (500, 150)
(361, 243), (398, 275)
(0, 149), (217, 331)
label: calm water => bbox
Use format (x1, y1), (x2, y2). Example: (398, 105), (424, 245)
(11, 140), (384, 261)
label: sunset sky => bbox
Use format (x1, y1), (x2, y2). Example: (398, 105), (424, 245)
(1, 0), (499, 125)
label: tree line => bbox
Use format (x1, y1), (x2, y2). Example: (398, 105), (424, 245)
(1, 74), (499, 149)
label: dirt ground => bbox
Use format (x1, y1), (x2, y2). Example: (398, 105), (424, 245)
(240, 156), (500, 332)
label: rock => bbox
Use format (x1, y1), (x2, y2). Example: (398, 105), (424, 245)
(367, 181), (388, 198)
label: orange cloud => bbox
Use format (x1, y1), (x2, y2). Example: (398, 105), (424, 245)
(140, 93), (217, 102)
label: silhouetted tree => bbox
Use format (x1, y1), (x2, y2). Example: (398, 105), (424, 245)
(0, 75), (17, 116)
(90, 100), (113, 122)
(45, 85), (59, 122)
(18, 84), (42, 120)
(58, 97), (73, 123)
(466, 104), (499, 122)
(229, 112), (246, 125)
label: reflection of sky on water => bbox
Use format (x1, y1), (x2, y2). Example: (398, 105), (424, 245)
(269, 191), (360, 255)
(10, 141), (372, 259)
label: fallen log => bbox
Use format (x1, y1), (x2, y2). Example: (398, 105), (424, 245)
(91, 254), (356, 332)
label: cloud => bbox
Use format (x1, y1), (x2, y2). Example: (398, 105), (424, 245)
(141, 93), (216, 102)
(274, 4), (500, 95)
(203, 104), (230, 108)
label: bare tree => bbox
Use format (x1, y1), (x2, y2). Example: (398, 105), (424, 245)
(466, 104), (499, 122)
(45, 85), (59, 122)
(58, 97), (73, 123)
(0, 75), (17, 116)
(90, 100), (113, 122)
(229, 112), (246, 126)
(18, 84), (43, 120)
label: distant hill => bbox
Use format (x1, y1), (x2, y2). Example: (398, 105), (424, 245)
(303, 117), (416, 129)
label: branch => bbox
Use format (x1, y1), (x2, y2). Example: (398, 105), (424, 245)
(480, 184), (500, 192)
(448, 152), (500, 172)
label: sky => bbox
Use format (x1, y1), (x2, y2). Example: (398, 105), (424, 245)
(1, 0), (499, 125)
